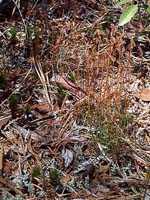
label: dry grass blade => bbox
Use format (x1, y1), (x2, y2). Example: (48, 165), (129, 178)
(0, 178), (26, 198)
(32, 57), (53, 110)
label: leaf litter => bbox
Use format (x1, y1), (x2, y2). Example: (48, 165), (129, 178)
(0, 0), (150, 199)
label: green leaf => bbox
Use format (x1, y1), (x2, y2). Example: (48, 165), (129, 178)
(138, 35), (147, 41)
(147, 5), (150, 14)
(113, 0), (131, 8)
(119, 5), (138, 26)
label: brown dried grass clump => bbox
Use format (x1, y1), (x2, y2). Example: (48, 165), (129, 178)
(35, 20), (132, 156)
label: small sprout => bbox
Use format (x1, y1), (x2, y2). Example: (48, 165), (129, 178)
(9, 94), (19, 118)
(9, 94), (19, 108)
(49, 169), (60, 184)
(10, 27), (17, 44)
(32, 165), (41, 178)
(67, 72), (76, 83)
(24, 105), (31, 115)
(0, 73), (7, 89)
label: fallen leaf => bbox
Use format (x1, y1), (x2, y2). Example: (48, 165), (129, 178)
(33, 103), (49, 115)
(30, 131), (43, 141)
(0, 115), (11, 129)
(12, 124), (30, 142)
(62, 148), (74, 168)
(82, 164), (95, 180)
(51, 74), (85, 98)
(61, 174), (72, 184)
(5, 149), (17, 161)
(133, 88), (150, 101)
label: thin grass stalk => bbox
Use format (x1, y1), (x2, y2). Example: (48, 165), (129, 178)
(32, 58), (53, 110)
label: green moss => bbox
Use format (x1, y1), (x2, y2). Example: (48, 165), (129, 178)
(9, 94), (19, 109)
(10, 27), (17, 44)
(0, 73), (7, 89)
(32, 165), (41, 178)
(49, 169), (60, 184)
(82, 99), (130, 156)
(9, 94), (20, 118)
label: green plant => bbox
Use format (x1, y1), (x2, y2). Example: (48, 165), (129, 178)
(32, 165), (41, 178)
(10, 27), (17, 44)
(81, 93), (130, 156)
(9, 94), (19, 108)
(114, 0), (150, 26)
(67, 72), (76, 83)
(49, 169), (60, 184)
(0, 73), (7, 89)
(9, 94), (19, 117)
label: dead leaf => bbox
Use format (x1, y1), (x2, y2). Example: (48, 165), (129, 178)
(33, 103), (49, 115)
(51, 74), (85, 98)
(0, 116), (11, 129)
(30, 131), (44, 141)
(133, 88), (150, 101)
(5, 149), (16, 161)
(62, 148), (74, 168)
(12, 124), (30, 142)
(82, 164), (95, 180)
(61, 174), (72, 184)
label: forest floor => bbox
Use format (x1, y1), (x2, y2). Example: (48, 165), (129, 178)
(0, 1), (150, 199)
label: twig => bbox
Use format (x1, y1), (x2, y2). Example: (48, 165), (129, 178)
(0, 178), (26, 198)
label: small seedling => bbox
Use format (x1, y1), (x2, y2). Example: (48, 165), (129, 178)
(32, 165), (41, 178)
(10, 27), (17, 44)
(9, 94), (19, 118)
(67, 72), (76, 83)
(0, 73), (7, 89)
(9, 94), (19, 108)
(49, 169), (60, 185)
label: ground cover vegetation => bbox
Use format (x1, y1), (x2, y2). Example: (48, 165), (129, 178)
(0, 0), (150, 199)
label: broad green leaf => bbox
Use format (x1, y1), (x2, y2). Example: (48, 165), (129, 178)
(119, 5), (138, 26)
(147, 5), (150, 14)
(138, 35), (147, 40)
(113, 0), (131, 8)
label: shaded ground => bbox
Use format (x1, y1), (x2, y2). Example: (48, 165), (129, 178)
(0, 1), (150, 199)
